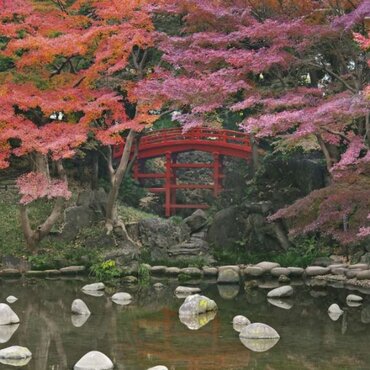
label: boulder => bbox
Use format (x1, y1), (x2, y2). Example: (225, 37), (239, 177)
(331, 268), (347, 276)
(82, 283), (105, 291)
(278, 275), (290, 284)
(349, 263), (369, 270)
(239, 323), (280, 352)
(61, 206), (96, 241)
(305, 266), (330, 276)
(147, 366), (168, 370)
(5, 296), (17, 304)
(0, 346), (32, 367)
(60, 266), (86, 275)
(345, 269), (361, 279)
(169, 237), (214, 264)
(180, 267), (202, 277)
(217, 266), (240, 284)
(0, 304), (20, 325)
(175, 286), (201, 296)
(71, 299), (91, 316)
(270, 267), (290, 277)
(244, 266), (264, 277)
(267, 285), (293, 298)
(139, 218), (190, 260)
(255, 262), (280, 273)
(183, 209), (207, 232)
(150, 266), (167, 275)
(232, 315), (251, 332)
(111, 292), (132, 305)
(179, 294), (217, 317)
(240, 322), (280, 339)
(328, 304), (343, 321)
(74, 351), (113, 370)
(356, 270), (370, 280)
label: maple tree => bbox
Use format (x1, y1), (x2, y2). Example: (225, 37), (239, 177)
(0, 0), (160, 249)
(136, 0), (370, 244)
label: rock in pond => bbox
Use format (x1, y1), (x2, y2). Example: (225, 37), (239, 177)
(6, 296), (18, 304)
(179, 294), (217, 317)
(71, 299), (91, 316)
(270, 267), (290, 277)
(305, 266), (330, 276)
(328, 304), (343, 321)
(217, 266), (240, 283)
(267, 285), (293, 298)
(147, 366), (168, 370)
(218, 284), (239, 300)
(0, 346), (32, 367)
(179, 310), (216, 330)
(356, 270), (370, 280)
(232, 315), (250, 332)
(244, 266), (264, 277)
(0, 304), (20, 325)
(0, 324), (19, 343)
(255, 262), (280, 273)
(111, 292), (132, 305)
(153, 282), (165, 290)
(82, 282), (105, 291)
(74, 351), (113, 370)
(175, 286), (201, 297)
(288, 267), (304, 276)
(202, 267), (218, 276)
(239, 323), (280, 353)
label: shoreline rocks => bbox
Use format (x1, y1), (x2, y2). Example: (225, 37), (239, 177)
(0, 304), (20, 325)
(74, 351), (113, 370)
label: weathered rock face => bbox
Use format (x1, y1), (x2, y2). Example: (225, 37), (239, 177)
(74, 351), (113, 370)
(207, 203), (285, 254)
(179, 294), (217, 317)
(0, 304), (20, 325)
(183, 209), (207, 232)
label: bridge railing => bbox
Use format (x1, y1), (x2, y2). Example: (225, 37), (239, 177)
(141, 128), (250, 147)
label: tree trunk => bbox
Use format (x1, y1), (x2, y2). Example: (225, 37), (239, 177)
(250, 134), (260, 175)
(105, 129), (136, 234)
(315, 133), (336, 174)
(19, 160), (67, 252)
(33, 153), (50, 179)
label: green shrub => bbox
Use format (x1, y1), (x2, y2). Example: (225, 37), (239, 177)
(89, 259), (121, 282)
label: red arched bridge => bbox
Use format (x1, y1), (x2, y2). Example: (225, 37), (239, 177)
(113, 127), (252, 217)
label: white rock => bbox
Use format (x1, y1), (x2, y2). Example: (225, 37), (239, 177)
(0, 304), (20, 325)
(82, 283), (105, 291)
(346, 294), (363, 302)
(255, 262), (280, 272)
(239, 323), (280, 352)
(0, 324), (19, 343)
(267, 285), (293, 298)
(6, 296), (18, 304)
(0, 346), (32, 359)
(240, 322), (280, 339)
(175, 286), (201, 296)
(71, 299), (91, 315)
(232, 315), (251, 332)
(305, 266), (330, 276)
(147, 366), (168, 370)
(267, 298), (293, 310)
(74, 351), (113, 370)
(179, 294), (217, 317)
(111, 292), (132, 305)
(328, 304), (343, 321)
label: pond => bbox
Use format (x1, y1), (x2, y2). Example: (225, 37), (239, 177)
(0, 277), (370, 369)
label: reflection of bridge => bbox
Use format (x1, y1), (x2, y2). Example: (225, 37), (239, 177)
(113, 128), (251, 216)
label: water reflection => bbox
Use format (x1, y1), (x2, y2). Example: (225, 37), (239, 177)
(179, 311), (217, 330)
(0, 324), (19, 343)
(0, 357), (31, 367)
(0, 279), (368, 369)
(71, 314), (90, 328)
(240, 336), (280, 352)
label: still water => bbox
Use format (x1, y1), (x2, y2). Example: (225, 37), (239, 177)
(0, 277), (369, 370)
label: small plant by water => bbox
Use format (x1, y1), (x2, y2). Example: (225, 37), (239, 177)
(138, 263), (151, 286)
(89, 259), (121, 282)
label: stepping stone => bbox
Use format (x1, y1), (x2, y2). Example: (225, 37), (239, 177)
(270, 267), (290, 277)
(305, 266), (330, 276)
(255, 262), (280, 272)
(267, 285), (293, 298)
